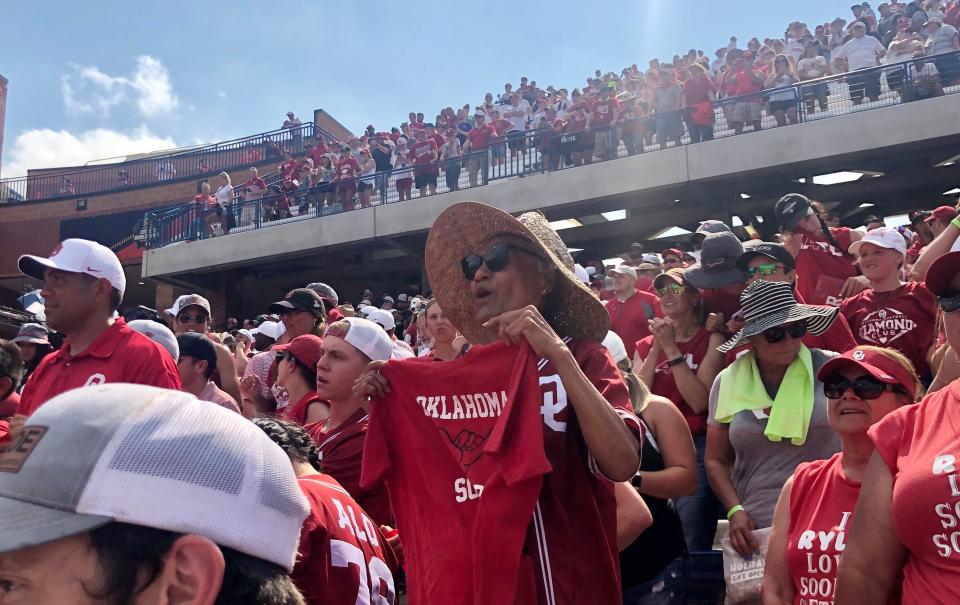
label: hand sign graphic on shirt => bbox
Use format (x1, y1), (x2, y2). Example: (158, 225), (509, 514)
(439, 427), (490, 469)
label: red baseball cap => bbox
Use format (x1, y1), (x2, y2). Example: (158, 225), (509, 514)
(273, 334), (324, 369)
(661, 248), (683, 260)
(925, 251), (960, 296)
(816, 346), (917, 400)
(925, 205), (958, 224)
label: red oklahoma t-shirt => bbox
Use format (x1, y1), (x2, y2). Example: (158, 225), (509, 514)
(410, 140), (439, 175)
(294, 474), (398, 605)
(786, 453), (860, 605)
(635, 329), (712, 434)
(362, 341), (550, 604)
(869, 381), (960, 605)
(794, 228), (857, 307)
(310, 409), (391, 527)
(841, 282), (937, 376)
(18, 319), (181, 417)
(335, 157), (360, 181)
(466, 124), (498, 150)
(605, 290), (663, 359)
(591, 99), (620, 127)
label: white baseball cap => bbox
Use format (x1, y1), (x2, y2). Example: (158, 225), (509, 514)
(367, 308), (396, 331)
(848, 227), (907, 257)
(574, 263), (590, 284)
(19, 239), (126, 296)
(251, 320), (285, 340)
(327, 317), (395, 361)
(601, 330), (629, 364)
(166, 294), (212, 318)
(127, 319), (179, 362)
(0, 384), (309, 570)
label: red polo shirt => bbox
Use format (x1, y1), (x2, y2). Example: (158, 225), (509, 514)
(18, 319), (181, 417)
(605, 289), (663, 359)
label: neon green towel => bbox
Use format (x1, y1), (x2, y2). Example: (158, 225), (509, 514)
(715, 345), (814, 445)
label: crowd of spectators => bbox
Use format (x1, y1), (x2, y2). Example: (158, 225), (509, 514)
(5, 189), (960, 603)
(166, 1), (958, 242)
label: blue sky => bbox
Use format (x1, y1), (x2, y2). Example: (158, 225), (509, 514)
(2, 0), (846, 177)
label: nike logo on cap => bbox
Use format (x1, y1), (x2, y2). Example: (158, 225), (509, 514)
(86, 267), (101, 272)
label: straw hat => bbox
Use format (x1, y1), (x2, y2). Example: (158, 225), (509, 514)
(717, 280), (838, 352)
(425, 202), (609, 345)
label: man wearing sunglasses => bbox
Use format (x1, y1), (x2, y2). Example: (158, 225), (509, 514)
(604, 264), (663, 359)
(169, 294), (243, 408)
(737, 242), (857, 355)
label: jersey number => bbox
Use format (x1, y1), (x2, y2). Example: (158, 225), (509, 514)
(539, 375), (568, 432)
(330, 539), (396, 605)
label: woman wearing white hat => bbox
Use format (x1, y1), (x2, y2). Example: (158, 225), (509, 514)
(706, 280), (842, 558)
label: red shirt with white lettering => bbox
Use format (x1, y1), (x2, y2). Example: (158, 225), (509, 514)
(786, 453), (859, 605)
(335, 157), (360, 181)
(310, 409), (391, 527)
(591, 98), (620, 127)
(18, 319), (181, 417)
(362, 341), (550, 604)
(280, 159), (299, 181)
(605, 290), (663, 359)
(526, 338), (643, 605)
(841, 282), (937, 377)
(635, 328), (712, 434)
(794, 228), (857, 306)
(294, 474), (398, 605)
(869, 381), (960, 605)
(410, 140), (439, 175)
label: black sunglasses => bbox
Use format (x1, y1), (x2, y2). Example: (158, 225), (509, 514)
(177, 313), (208, 324)
(275, 352), (292, 365)
(938, 289), (960, 314)
(823, 375), (903, 400)
(461, 243), (539, 280)
(762, 321), (807, 344)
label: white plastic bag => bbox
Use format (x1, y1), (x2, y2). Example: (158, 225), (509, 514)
(721, 526), (771, 605)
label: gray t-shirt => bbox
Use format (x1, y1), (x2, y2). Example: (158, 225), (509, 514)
(707, 348), (840, 528)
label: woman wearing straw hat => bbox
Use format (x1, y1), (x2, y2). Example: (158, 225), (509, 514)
(355, 201), (643, 604)
(705, 280), (842, 559)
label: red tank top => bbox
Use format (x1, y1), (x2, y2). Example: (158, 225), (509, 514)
(786, 453), (859, 605)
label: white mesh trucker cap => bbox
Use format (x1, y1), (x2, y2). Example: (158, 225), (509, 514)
(0, 384), (309, 570)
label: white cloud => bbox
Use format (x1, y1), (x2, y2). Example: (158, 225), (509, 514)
(217, 90), (227, 100)
(60, 55), (179, 119)
(2, 126), (177, 178)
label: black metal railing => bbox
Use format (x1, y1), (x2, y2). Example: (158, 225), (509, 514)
(138, 49), (960, 249)
(0, 122), (339, 204)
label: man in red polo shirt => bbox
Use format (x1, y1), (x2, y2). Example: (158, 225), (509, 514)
(604, 264), (662, 359)
(15, 239), (180, 418)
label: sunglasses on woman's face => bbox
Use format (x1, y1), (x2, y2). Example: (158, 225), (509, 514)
(823, 375), (902, 400)
(938, 289), (960, 314)
(275, 352), (292, 365)
(656, 283), (687, 297)
(461, 243), (539, 280)
(746, 263), (783, 278)
(177, 314), (208, 324)
(762, 321), (807, 344)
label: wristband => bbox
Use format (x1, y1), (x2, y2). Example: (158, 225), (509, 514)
(727, 504), (744, 520)
(666, 355), (686, 368)
(952, 216), (960, 230)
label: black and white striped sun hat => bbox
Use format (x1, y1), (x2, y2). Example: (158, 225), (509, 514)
(717, 280), (839, 352)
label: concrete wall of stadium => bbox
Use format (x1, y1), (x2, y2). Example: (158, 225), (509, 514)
(144, 92), (960, 281)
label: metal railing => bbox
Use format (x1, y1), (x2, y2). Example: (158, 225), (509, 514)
(139, 49), (960, 249)
(0, 122), (335, 204)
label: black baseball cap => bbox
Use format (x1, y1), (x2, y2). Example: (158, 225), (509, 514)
(176, 333), (218, 372)
(736, 242), (796, 271)
(268, 288), (326, 317)
(775, 193), (814, 231)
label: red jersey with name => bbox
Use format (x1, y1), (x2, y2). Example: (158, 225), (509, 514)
(335, 157), (360, 182)
(362, 341), (550, 604)
(840, 282), (937, 377)
(591, 98), (620, 127)
(18, 319), (181, 417)
(526, 338), (643, 605)
(635, 329), (712, 434)
(310, 409), (391, 527)
(605, 290), (663, 359)
(869, 381), (960, 605)
(786, 453), (859, 605)
(794, 228), (857, 307)
(294, 474), (398, 605)
(410, 140), (439, 175)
